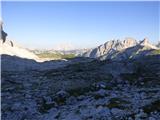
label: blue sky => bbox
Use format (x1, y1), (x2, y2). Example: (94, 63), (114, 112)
(2, 1), (160, 49)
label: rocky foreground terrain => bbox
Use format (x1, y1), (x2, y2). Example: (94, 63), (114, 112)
(1, 38), (160, 120)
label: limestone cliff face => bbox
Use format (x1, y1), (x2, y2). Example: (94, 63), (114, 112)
(0, 21), (7, 42)
(0, 39), (39, 60)
(139, 38), (158, 49)
(157, 42), (160, 48)
(0, 22), (39, 60)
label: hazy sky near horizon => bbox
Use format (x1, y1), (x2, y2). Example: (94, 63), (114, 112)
(2, 1), (160, 49)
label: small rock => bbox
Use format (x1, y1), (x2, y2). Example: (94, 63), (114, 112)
(93, 89), (107, 99)
(56, 90), (69, 98)
(96, 105), (103, 112)
(77, 95), (85, 101)
(111, 108), (124, 116)
(66, 96), (77, 104)
(92, 82), (107, 90)
(149, 117), (156, 120)
(128, 117), (133, 120)
(11, 102), (22, 111)
(43, 96), (52, 104)
(135, 109), (148, 119)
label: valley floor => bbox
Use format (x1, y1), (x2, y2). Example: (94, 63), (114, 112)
(1, 55), (160, 120)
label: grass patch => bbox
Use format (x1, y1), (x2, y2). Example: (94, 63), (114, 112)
(36, 52), (75, 59)
(143, 100), (160, 113)
(150, 49), (160, 55)
(67, 87), (91, 97)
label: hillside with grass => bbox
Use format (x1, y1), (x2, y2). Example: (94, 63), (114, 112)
(36, 52), (76, 59)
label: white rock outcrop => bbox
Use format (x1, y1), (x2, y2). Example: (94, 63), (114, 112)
(0, 39), (39, 60)
(139, 38), (158, 49)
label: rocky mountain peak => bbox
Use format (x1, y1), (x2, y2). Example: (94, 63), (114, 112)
(139, 38), (158, 49)
(82, 38), (137, 58)
(156, 41), (160, 48)
(122, 37), (137, 49)
(140, 38), (149, 46)
(82, 37), (159, 60)
(0, 23), (39, 60)
(0, 21), (8, 43)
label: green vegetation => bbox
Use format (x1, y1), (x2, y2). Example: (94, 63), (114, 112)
(150, 49), (160, 55)
(106, 98), (130, 109)
(143, 100), (160, 113)
(39, 100), (56, 113)
(36, 52), (75, 59)
(67, 87), (91, 97)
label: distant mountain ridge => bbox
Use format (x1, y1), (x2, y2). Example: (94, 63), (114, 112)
(1, 34), (159, 62)
(30, 49), (88, 56)
(82, 38), (159, 60)
(82, 37), (137, 58)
